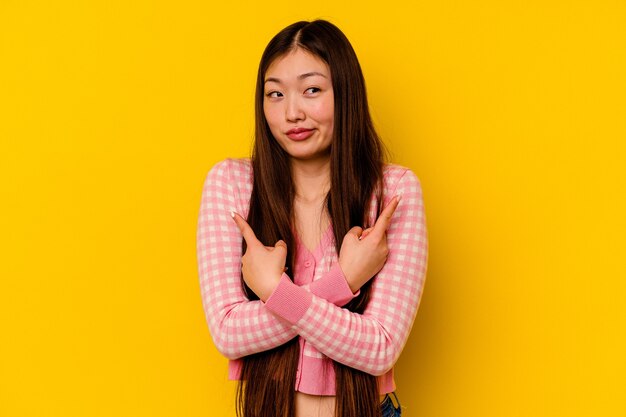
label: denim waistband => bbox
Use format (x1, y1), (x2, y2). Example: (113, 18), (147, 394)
(380, 391), (401, 416)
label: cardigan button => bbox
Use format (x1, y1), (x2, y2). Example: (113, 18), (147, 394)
(304, 260), (312, 268)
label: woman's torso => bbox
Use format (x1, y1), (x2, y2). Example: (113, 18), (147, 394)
(294, 198), (334, 417)
(293, 199), (387, 416)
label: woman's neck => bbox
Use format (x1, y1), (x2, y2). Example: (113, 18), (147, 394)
(290, 157), (331, 204)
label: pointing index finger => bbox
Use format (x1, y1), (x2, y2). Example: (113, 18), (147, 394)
(369, 195), (401, 239)
(231, 211), (261, 247)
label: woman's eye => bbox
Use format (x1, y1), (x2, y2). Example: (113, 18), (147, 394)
(266, 91), (282, 98)
(305, 87), (321, 94)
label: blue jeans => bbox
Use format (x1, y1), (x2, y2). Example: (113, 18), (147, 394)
(381, 392), (401, 416)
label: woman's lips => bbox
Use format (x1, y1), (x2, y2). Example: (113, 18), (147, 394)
(286, 128), (314, 141)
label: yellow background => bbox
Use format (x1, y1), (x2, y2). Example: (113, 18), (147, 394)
(1, 1), (624, 416)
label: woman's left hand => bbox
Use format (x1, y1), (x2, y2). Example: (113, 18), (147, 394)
(231, 211), (287, 302)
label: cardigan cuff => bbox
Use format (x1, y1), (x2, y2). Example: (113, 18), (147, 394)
(264, 273), (313, 324)
(309, 263), (360, 306)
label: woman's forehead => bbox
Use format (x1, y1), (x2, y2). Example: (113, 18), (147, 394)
(265, 49), (330, 82)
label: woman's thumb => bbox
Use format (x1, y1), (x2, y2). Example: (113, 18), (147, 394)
(360, 227), (374, 240)
(275, 239), (287, 250)
(347, 226), (364, 238)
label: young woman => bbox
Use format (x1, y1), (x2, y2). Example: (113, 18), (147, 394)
(197, 20), (428, 417)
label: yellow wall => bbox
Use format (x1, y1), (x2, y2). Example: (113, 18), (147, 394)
(1, 1), (624, 416)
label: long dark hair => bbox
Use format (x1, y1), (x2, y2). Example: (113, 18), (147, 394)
(237, 20), (389, 417)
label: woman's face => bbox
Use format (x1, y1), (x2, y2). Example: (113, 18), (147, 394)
(263, 48), (334, 163)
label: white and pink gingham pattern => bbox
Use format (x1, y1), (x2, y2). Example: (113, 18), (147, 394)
(196, 157), (428, 395)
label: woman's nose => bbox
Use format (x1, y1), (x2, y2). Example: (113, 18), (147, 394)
(285, 96), (305, 122)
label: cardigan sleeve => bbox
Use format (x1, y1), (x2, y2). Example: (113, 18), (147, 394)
(305, 263), (360, 307)
(264, 168), (428, 376)
(196, 159), (297, 359)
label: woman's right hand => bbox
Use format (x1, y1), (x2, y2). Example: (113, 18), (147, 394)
(338, 195), (402, 293)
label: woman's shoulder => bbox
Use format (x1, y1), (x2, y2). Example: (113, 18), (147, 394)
(381, 162), (422, 192)
(211, 157), (252, 172)
(382, 162), (410, 177)
(203, 157), (254, 214)
(204, 157), (252, 189)
(208, 157), (252, 176)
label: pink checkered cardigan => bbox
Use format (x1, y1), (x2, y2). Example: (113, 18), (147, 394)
(196, 158), (428, 395)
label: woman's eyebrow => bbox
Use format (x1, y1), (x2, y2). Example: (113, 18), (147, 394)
(264, 72), (328, 84)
